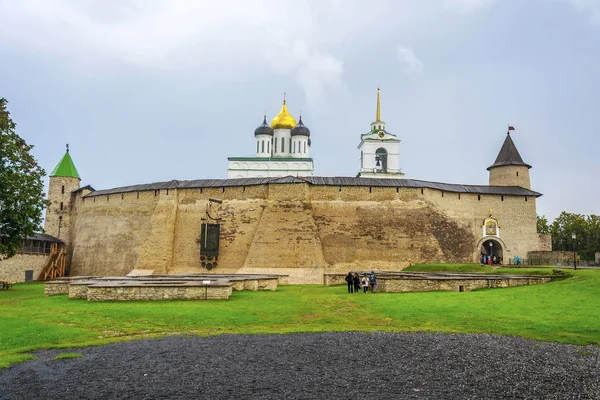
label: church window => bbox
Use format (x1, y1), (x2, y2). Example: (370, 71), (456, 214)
(257, 142), (259, 153)
(166, 189), (169, 195)
(289, 138), (292, 153)
(200, 188), (203, 194)
(281, 137), (285, 153)
(516, 171), (519, 177)
(267, 141), (270, 154)
(501, 195), (504, 201)
(137, 192), (140, 199)
(421, 188), (424, 195)
(442, 191), (444, 198)
(458, 193), (461, 200)
(243, 186), (246, 192)
(304, 142), (306, 153)
(261, 140), (265, 153)
(60, 202), (63, 211)
(396, 188), (399, 193)
(525, 196), (528, 202)
(222, 187), (225, 193)
(369, 187), (372, 193)
(107, 195), (109, 202)
(293, 142), (296, 153)
(61, 185), (65, 194)
(121, 193), (124, 200)
(478, 195), (481, 201)
(338, 186), (342, 193)
(274, 139), (278, 153)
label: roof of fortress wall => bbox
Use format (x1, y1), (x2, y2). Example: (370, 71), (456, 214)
(83, 176), (542, 198)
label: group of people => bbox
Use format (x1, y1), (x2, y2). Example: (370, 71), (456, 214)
(345, 271), (377, 293)
(481, 254), (503, 265)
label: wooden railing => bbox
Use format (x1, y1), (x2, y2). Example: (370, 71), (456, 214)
(37, 243), (67, 281)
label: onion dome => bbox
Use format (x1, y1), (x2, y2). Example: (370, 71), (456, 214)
(254, 115), (274, 137)
(291, 116), (310, 137)
(271, 96), (297, 130)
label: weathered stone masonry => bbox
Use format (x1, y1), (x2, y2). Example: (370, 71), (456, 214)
(65, 180), (550, 284)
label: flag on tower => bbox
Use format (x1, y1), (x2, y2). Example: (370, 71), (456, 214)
(508, 126), (515, 131)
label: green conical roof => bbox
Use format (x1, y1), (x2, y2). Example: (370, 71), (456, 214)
(50, 151), (80, 179)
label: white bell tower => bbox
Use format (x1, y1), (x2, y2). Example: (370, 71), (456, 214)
(357, 88), (404, 179)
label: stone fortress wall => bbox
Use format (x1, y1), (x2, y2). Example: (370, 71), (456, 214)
(66, 181), (550, 284)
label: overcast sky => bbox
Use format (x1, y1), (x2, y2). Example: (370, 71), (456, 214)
(1, 0), (599, 222)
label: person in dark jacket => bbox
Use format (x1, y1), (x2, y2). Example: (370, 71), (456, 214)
(353, 273), (361, 294)
(345, 272), (354, 293)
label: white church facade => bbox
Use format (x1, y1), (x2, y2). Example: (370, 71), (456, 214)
(227, 89), (402, 179)
(227, 96), (314, 178)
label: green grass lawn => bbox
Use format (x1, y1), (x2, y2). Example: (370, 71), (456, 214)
(1, 265), (599, 368)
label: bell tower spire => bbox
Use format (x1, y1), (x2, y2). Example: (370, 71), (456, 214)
(376, 87), (381, 122)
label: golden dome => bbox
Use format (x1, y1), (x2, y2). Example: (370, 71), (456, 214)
(271, 97), (297, 130)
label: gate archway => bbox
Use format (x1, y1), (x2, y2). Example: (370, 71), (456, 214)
(475, 237), (506, 264)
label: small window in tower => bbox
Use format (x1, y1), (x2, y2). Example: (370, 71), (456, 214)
(516, 171), (519, 177)
(200, 188), (203, 194)
(137, 192), (140, 199)
(458, 193), (461, 200)
(338, 186), (342, 193)
(442, 191), (444, 198)
(107, 195), (109, 202)
(166, 189), (169, 195)
(257, 142), (259, 153)
(267, 141), (270, 153)
(421, 188), (424, 195)
(222, 187), (225, 193)
(281, 137), (285, 153)
(274, 139), (278, 153)
(304, 142), (306, 153)
(525, 196), (528, 202)
(243, 186), (246, 192)
(121, 193), (124, 200)
(396, 188), (399, 193)
(261, 140), (265, 153)
(501, 195), (504, 201)
(369, 187), (372, 193)
(60, 202), (63, 211)
(61, 185), (65, 194)
(289, 138), (292, 153)
(478, 195), (481, 201)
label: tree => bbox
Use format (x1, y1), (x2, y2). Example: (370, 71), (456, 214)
(537, 215), (550, 234)
(0, 98), (46, 259)
(549, 212), (600, 260)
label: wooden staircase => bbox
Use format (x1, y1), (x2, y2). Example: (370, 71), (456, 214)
(37, 243), (66, 281)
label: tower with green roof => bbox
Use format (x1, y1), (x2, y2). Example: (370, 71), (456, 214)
(44, 145), (81, 241)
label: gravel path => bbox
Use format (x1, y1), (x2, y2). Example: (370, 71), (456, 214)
(1, 332), (599, 399)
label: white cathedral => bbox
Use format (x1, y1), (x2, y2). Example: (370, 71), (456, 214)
(227, 89), (403, 179)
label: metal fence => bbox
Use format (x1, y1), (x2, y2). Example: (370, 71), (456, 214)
(508, 258), (598, 267)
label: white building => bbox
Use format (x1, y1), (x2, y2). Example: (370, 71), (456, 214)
(357, 88), (404, 179)
(228, 96), (314, 178)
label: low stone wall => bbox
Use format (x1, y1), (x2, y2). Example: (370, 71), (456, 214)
(45, 274), (284, 300)
(46, 276), (100, 296)
(379, 276), (552, 293)
(0, 253), (48, 283)
(325, 272), (554, 292)
(86, 284), (233, 301)
(45, 280), (70, 296)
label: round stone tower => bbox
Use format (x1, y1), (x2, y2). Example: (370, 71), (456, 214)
(44, 145), (81, 242)
(487, 130), (531, 189)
